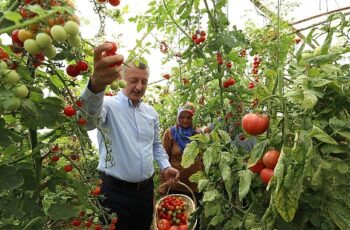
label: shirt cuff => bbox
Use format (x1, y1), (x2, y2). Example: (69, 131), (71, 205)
(81, 83), (105, 100)
(158, 159), (171, 171)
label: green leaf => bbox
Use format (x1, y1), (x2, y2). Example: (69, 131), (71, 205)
(181, 141), (199, 168)
(320, 144), (347, 154)
(275, 131), (313, 222)
(283, 89), (302, 98)
(190, 133), (210, 143)
(247, 140), (269, 167)
(23, 217), (46, 230)
(310, 79), (332, 87)
(301, 90), (318, 109)
(329, 117), (347, 129)
(3, 11), (22, 24)
(47, 203), (78, 220)
(327, 202), (350, 230)
(223, 216), (242, 229)
(308, 125), (338, 145)
(336, 162), (349, 174)
(338, 131), (350, 141)
(220, 156), (233, 201)
(238, 169), (252, 201)
(197, 179), (209, 192)
(203, 146), (215, 174)
(0, 164), (24, 192)
(203, 189), (220, 202)
(218, 130), (231, 145)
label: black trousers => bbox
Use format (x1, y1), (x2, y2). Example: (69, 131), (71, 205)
(100, 173), (154, 230)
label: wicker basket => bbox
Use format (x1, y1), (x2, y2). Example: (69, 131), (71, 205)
(153, 181), (197, 230)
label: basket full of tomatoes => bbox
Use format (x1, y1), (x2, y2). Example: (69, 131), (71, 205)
(154, 182), (197, 230)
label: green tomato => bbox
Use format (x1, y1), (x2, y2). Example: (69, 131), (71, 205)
(3, 97), (21, 112)
(50, 25), (68, 42)
(118, 79), (127, 88)
(35, 32), (52, 48)
(13, 84), (29, 98)
(110, 80), (119, 90)
(42, 45), (57, 59)
(68, 35), (81, 48)
(64, 21), (80, 37)
(2, 70), (20, 84)
(0, 61), (7, 74)
(24, 39), (41, 55)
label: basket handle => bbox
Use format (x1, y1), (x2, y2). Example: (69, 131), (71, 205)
(158, 181), (197, 207)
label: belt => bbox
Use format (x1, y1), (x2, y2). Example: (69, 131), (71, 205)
(100, 172), (153, 191)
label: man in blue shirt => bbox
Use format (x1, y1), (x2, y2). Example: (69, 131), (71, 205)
(80, 42), (180, 230)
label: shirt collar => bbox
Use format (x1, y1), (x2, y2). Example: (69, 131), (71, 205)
(119, 91), (142, 108)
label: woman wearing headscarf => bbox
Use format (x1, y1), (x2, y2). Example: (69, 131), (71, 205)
(159, 102), (203, 200)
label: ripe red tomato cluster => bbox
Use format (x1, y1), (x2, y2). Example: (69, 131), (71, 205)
(249, 149), (280, 184)
(241, 113), (269, 136)
(156, 195), (189, 228)
(191, 30), (206, 45)
(222, 77), (236, 88)
(66, 60), (89, 77)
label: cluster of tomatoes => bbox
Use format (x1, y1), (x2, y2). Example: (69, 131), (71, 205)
(156, 195), (189, 230)
(62, 99), (88, 127)
(66, 60), (89, 77)
(222, 77), (236, 88)
(11, 0), (80, 61)
(191, 29), (206, 45)
(71, 210), (118, 230)
(249, 149), (281, 184)
(0, 59), (29, 113)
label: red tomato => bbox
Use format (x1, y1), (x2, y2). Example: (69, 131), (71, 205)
(0, 48), (9, 60)
(157, 219), (171, 230)
(64, 164), (73, 172)
(64, 105), (76, 117)
(249, 159), (265, 174)
(105, 41), (117, 55)
(262, 149), (280, 169)
(71, 218), (81, 226)
(78, 117), (87, 126)
(76, 60), (88, 72)
(51, 155), (60, 162)
(260, 168), (274, 184)
(108, 0), (120, 6)
(91, 186), (101, 196)
(169, 226), (179, 230)
(179, 224), (188, 230)
(66, 64), (79, 77)
(241, 113), (269, 136)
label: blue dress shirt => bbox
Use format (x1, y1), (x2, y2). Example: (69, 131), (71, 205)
(80, 87), (171, 182)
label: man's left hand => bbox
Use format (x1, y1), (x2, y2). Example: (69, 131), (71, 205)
(162, 166), (180, 186)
